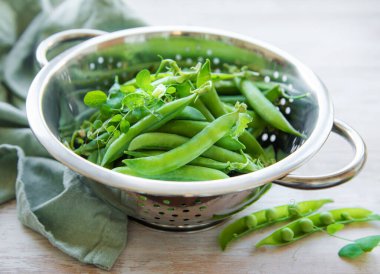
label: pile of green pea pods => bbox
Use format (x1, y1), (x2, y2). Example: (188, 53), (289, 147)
(66, 58), (306, 180)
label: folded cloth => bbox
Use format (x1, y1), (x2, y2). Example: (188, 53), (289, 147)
(0, 0), (145, 270)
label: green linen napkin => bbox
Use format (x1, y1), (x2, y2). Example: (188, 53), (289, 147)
(0, 0), (145, 270)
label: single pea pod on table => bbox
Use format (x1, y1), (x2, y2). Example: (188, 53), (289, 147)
(256, 208), (380, 247)
(218, 199), (333, 250)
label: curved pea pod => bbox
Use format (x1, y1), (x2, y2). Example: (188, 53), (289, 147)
(157, 120), (245, 151)
(256, 208), (380, 247)
(174, 106), (206, 121)
(113, 165), (229, 181)
(124, 111), (240, 175)
(236, 79), (305, 138)
(218, 199), (333, 250)
(126, 150), (230, 171)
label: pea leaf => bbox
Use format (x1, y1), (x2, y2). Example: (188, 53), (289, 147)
(106, 125), (116, 133)
(84, 90), (107, 107)
(339, 244), (364, 259)
(110, 114), (123, 123)
(93, 120), (102, 129)
(196, 59), (211, 88)
(327, 223), (345, 235)
(136, 69), (153, 92)
(355, 235), (380, 252)
(123, 93), (145, 110)
(167, 86), (176, 94)
(120, 119), (130, 133)
(120, 85), (136, 93)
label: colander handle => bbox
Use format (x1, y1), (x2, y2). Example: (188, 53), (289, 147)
(35, 29), (108, 67)
(274, 119), (367, 190)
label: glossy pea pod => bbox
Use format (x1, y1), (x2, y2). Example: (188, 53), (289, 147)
(196, 60), (264, 157)
(101, 93), (200, 165)
(157, 120), (245, 151)
(256, 208), (380, 247)
(218, 199), (333, 250)
(113, 165), (229, 181)
(126, 150), (230, 171)
(123, 111), (245, 175)
(235, 78), (305, 137)
(126, 132), (261, 173)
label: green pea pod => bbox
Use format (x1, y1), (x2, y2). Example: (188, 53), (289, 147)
(124, 111), (240, 175)
(113, 165), (229, 181)
(218, 199), (333, 250)
(174, 106), (206, 121)
(126, 150), (230, 171)
(157, 120), (245, 151)
(127, 132), (261, 173)
(256, 208), (380, 247)
(101, 93), (198, 165)
(191, 98), (215, 122)
(219, 95), (248, 105)
(236, 79), (305, 137)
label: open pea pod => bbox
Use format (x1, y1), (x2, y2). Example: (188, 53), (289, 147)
(256, 208), (380, 247)
(218, 199), (333, 250)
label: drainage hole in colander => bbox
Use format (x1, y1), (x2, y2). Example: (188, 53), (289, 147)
(153, 204), (160, 208)
(169, 219), (175, 222)
(172, 214), (178, 217)
(158, 212), (165, 215)
(182, 209), (190, 213)
(183, 218), (189, 221)
(154, 217), (160, 220)
(195, 214), (201, 217)
(181, 203), (187, 207)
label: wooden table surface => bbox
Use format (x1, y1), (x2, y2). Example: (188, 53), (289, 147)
(1, 0), (379, 273)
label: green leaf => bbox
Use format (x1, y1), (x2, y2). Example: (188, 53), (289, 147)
(196, 59), (211, 88)
(93, 120), (102, 129)
(84, 90), (107, 107)
(326, 223), (345, 235)
(106, 125), (116, 133)
(110, 114), (123, 123)
(136, 69), (153, 91)
(120, 119), (130, 133)
(355, 235), (380, 252)
(123, 93), (146, 110)
(339, 243), (365, 259)
(120, 85), (136, 93)
(167, 86), (176, 94)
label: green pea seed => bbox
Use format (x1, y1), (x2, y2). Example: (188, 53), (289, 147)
(245, 215), (258, 229)
(299, 218), (314, 233)
(281, 227), (294, 242)
(341, 212), (353, 220)
(320, 212), (335, 225)
(288, 204), (301, 217)
(265, 208), (277, 221)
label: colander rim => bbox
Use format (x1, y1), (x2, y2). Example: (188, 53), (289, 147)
(26, 26), (334, 196)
